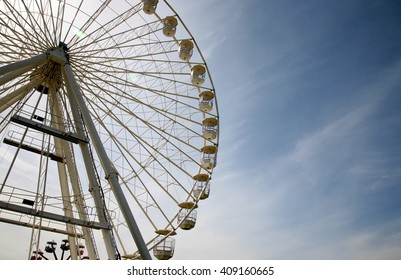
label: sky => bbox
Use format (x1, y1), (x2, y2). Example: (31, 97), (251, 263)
(169, 0), (401, 259)
(1, 0), (401, 260)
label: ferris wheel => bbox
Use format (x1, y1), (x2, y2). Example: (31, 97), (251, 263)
(0, 0), (219, 260)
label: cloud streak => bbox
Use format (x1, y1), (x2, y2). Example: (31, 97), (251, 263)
(176, 55), (401, 260)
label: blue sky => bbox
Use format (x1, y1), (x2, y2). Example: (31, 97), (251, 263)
(0, 0), (400, 260)
(170, 0), (401, 259)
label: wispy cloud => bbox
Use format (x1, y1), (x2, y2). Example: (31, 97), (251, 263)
(172, 0), (401, 260)
(175, 57), (401, 260)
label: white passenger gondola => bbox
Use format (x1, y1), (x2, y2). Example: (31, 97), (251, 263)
(153, 236), (175, 260)
(178, 40), (194, 61)
(202, 118), (218, 140)
(191, 65), (206, 85)
(192, 173), (210, 200)
(199, 91), (215, 112)
(142, 0), (159, 15)
(200, 146), (217, 169)
(163, 16), (178, 37)
(177, 202), (198, 230)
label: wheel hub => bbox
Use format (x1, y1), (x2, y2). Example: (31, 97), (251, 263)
(30, 42), (69, 94)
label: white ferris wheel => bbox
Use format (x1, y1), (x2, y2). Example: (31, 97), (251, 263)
(0, 0), (219, 260)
